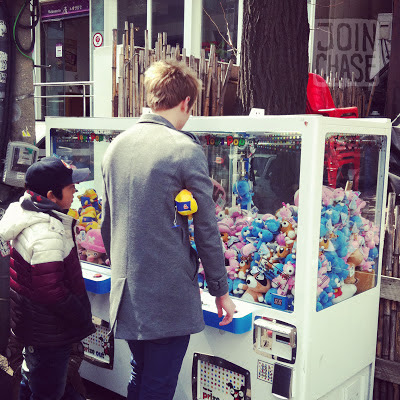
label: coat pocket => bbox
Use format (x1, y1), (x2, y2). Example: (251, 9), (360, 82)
(109, 277), (126, 333)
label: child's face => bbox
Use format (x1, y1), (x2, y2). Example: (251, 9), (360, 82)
(55, 184), (77, 210)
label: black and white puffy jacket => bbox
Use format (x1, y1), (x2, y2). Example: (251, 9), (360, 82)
(0, 191), (95, 347)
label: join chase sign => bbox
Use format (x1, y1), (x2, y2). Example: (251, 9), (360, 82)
(312, 18), (389, 86)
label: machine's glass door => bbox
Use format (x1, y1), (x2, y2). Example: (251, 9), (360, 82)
(316, 133), (387, 311)
(196, 131), (302, 312)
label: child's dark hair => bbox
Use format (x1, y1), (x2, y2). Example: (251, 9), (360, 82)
(25, 183), (64, 200)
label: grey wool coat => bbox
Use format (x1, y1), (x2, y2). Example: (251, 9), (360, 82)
(101, 114), (229, 340)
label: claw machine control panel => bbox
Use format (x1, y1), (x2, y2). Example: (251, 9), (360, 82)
(46, 115), (391, 399)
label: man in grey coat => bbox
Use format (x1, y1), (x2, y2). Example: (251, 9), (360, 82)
(101, 60), (236, 400)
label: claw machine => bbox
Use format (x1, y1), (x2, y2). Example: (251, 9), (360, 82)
(46, 115), (391, 399)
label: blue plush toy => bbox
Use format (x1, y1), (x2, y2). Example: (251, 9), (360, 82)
(233, 180), (254, 210)
(257, 229), (274, 249)
(331, 230), (348, 258)
(325, 252), (349, 281)
(241, 226), (252, 242)
(232, 278), (246, 297)
(323, 205), (340, 225)
(327, 271), (343, 300)
(252, 218), (264, 229)
(264, 219), (280, 235)
(369, 247), (379, 260)
(265, 288), (278, 305)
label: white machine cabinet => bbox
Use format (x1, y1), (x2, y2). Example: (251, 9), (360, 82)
(46, 115), (391, 400)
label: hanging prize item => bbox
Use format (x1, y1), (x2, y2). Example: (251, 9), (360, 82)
(175, 189), (198, 215)
(172, 189), (198, 228)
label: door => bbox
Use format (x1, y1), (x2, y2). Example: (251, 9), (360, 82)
(41, 17), (89, 117)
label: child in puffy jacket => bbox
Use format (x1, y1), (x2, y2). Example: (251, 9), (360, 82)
(0, 156), (95, 400)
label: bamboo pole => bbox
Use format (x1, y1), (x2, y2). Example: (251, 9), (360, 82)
(217, 59), (233, 116)
(112, 29), (118, 117)
(129, 24), (134, 117)
(113, 22), (241, 118)
(199, 49), (205, 116)
(374, 378), (380, 400)
(203, 44), (216, 116)
(118, 52), (124, 117)
(214, 63), (221, 116)
(139, 49), (144, 112)
(134, 53), (139, 117)
(162, 32), (167, 60)
(366, 76), (379, 117)
(175, 44), (180, 61)
(144, 29), (149, 70)
(123, 25), (129, 118)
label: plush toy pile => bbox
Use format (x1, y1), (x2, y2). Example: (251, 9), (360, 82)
(198, 185), (380, 312)
(69, 189), (108, 265)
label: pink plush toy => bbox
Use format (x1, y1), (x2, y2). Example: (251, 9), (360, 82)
(224, 248), (239, 279)
(81, 229), (107, 265)
(272, 261), (296, 296)
(321, 186), (334, 207)
(332, 188), (345, 203)
(218, 217), (235, 235)
(75, 228), (87, 261)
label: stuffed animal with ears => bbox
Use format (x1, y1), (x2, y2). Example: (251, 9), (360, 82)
(317, 287), (333, 311)
(328, 271), (357, 304)
(78, 189), (101, 213)
(227, 382), (245, 400)
(75, 227), (87, 261)
(272, 261), (295, 296)
(252, 217), (264, 229)
(280, 220), (297, 247)
(198, 262), (206, 289)
(232, 278), (246, 297)
(331, 230), (349, 258)
(323, 205), (340, 225)
(68, 208), (79, 220)
(264, 218), (281, 235)
(321, 186), (334, 206)
(257, 229), (274, 249)
(81, 229), (107, 265)
(239, 271), (271, 303)
(224, 248), (239, 279)
(265, 287), (279, 305)
(327, 272), (342, 299)
(324, 251), (349, 281)
(346, 191), (366, 216)
(78, 206), (98, 231)
(236, 255), (252, 280)
(218, 216), (235, 235)
(233, 180), (254, 210)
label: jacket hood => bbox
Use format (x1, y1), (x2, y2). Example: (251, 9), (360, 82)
(0, 191), (63, 242)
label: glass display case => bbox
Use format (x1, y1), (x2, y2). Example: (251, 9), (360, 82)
(46, 115), (391, 400)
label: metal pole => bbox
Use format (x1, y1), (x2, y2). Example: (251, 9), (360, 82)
(83, 84), (86, 117)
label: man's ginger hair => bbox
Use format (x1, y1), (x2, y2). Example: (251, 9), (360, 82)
(144, 60), (201, 111)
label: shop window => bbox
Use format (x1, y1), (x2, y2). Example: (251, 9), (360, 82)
(311, 0), (393, 117)
(117, 0), (147, 47)
(152, 0), (184, 48)
(202, 0), (238, 62)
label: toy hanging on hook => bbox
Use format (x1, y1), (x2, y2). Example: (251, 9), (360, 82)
(172, 189), (198, 228)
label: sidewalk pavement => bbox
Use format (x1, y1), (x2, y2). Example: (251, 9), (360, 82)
(84, 379), (126, 400)
(0, 370), (125, 400)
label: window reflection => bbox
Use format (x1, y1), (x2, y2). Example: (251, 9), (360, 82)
(118, 0), (147, 47)
(202, 0), (238, 62)
(312, 0), (393, 117)
(317, 133), (387, 311)
(152, 0), (184, 48)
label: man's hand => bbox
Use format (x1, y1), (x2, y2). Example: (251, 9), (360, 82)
(215, 293), (236, 326)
